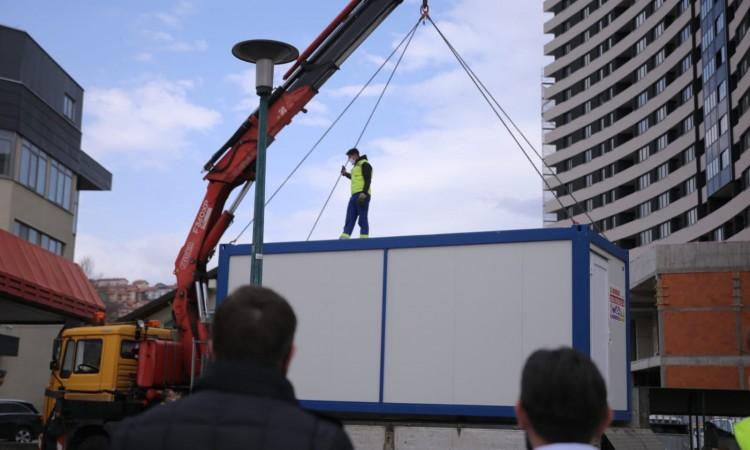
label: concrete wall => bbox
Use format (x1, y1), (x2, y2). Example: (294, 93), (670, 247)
(344, 425), (526, 450)
(0, 324), (62, 411)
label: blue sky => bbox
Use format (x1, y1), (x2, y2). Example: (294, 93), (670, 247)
(2, 0), (548, 282)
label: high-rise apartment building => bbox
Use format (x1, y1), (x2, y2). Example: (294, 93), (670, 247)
(543, 0), (750, 256)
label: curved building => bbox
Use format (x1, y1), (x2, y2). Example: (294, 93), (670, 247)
(543, 0), (750, 256)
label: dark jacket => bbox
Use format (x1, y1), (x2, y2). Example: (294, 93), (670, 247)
(109, 360), (353, 450)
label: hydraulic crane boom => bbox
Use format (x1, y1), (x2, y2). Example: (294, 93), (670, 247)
(172, 0), (404, 374)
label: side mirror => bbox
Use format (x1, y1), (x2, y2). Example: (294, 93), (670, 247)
(49, 360), (59, 371)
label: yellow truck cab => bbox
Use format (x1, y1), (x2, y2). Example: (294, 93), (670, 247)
(42, 322), (175, 450)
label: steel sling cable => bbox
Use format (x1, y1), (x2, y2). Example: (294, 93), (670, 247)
(426, 15), (605, 237)
(229, 17), (423, 244)
(306, 16), (420, 241)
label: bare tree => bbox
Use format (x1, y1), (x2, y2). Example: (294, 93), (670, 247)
(78, 255), (96, 279)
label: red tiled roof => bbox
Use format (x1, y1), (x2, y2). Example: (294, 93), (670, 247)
(0, 229), (104, 320)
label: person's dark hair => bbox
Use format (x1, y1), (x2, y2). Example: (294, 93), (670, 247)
(212, 285), (296, 366)
(520, 348), (608, 444)
(345, 148), (359, 157)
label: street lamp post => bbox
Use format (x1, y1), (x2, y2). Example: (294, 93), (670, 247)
(232, 39), (298, 286)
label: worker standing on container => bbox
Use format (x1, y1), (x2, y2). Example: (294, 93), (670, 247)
(339, 148), (372, 239)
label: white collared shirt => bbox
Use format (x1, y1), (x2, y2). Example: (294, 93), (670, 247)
(536, 444), (598, 450)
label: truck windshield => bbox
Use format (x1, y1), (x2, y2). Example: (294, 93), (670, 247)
(60, 339), (103, 377)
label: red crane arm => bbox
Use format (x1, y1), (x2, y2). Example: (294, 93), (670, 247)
(170, 0), (405, 377)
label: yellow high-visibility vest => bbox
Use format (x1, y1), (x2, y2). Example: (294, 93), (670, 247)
(351, 159), (371, 194)
(736, 417), (750, 450)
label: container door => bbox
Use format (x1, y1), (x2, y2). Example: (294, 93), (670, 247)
(590, 254), (610, 389)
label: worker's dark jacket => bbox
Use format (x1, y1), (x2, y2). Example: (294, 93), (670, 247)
(109, 359), (353, 450)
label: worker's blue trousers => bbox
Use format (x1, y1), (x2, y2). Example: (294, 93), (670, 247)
(342, 194), (369, 236)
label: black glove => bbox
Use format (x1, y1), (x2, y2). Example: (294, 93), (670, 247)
(357, 193), (369, 206)
(340, 166), (347, 176)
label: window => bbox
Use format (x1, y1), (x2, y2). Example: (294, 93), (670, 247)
(636, 37), (648, 54)
(655, 77), (666, 94)
(640, 201), (652, 217)
(586, 173), (594, 187)
(703, 59), (715, 81)
(719, 114), (728, 135)
(656, 105), (667, 122)
(659, 221), (671, 238)
(658, 163), (669, 179)
(683, 115), (694, 132)
(654, 22), (665, 39)
(687, 208), (698, 225)
(714, 227), (724, 241)
(658, 192), (670, 209)
(61, 340), (76, 378)
(702, 24), (714, 50)
(636, 10), (647, 28)
(707, 157), (720, 179)
(657, 134), (668, 151)
(18, 142), (46, 195)
(637, 64), (648, 80)
(706, 124), (718, 146)
(48, 160), (73, 209)
(686, 176), (697, 193)
(639, 173), (652, 190)
(705, 91), (717, 112)
(121, 341), (139, 359)
(681, 55), (692, 73)
(638, 146), (650, 162)
(63, 94), (76, 121)
(0, 137), (10, 176)
(638, 91), (649, 108)
(718, 80), (727, 100)
(73, 340), (103, 374)
(638, 118), (650, 135)
(716, 46), (725, 67)
(680, 25), (691, 44)
(716, 12), (724, 33)
(684, 146), (696, 162)
(13, 221), (64, 256)
(721, 149), (730, 168)
(640, 229), (653, 245)
(682, 84), (693, 103)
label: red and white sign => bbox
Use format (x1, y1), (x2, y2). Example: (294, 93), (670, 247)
(609, 287), (625, 322)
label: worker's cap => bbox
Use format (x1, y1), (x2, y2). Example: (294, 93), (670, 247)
(345, 148), (359, 156)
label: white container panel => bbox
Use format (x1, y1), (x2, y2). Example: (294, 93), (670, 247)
(226, 250), (384, 402)
(383, 241), (573, 406)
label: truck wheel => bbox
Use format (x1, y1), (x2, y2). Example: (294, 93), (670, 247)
(75, 435), (108, 450)
(14, 426), (33, 443)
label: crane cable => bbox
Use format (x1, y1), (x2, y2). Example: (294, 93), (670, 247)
(424, 15), (605, 237)
(228, 17), (423, 245)
(306, 16), (420, 240)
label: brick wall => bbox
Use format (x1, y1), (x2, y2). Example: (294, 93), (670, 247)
(657, 271), (748, 389)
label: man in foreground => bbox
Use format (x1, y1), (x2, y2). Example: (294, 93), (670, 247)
(515, 348), (612, 449)
(110, 285), (353, 450)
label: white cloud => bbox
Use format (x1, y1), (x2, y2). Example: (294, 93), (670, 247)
(135, 52), (153, 62)
(83, 79), (221, 166)
(328, 83), (388, 98)
(76, 232), (184, 284)
(141, 30), (208, 53)
(295, 100), (332, 128)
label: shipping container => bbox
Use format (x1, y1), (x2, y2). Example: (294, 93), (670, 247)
(217, 225), (630, 420)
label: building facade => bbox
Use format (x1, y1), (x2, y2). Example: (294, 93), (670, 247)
(542, 0), (750, 257)
(92, 278), (176, 319)
(0, 24), (111, 259)
(0, 24), (109, 411)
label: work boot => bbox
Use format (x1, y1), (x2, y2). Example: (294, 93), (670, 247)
(339, 233), (351, 239)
